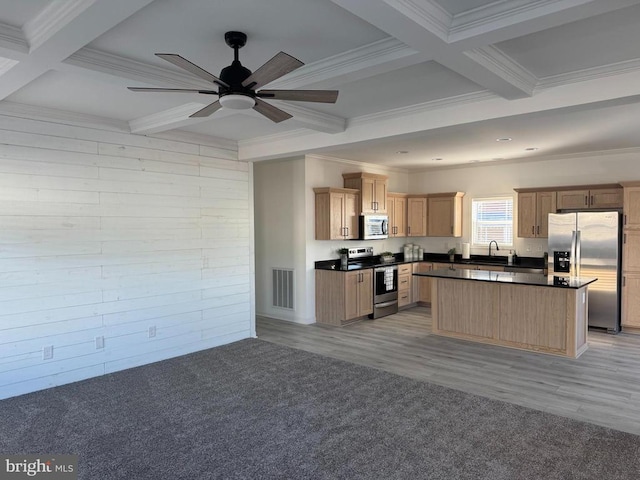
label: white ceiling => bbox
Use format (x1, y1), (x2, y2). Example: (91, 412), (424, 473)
(2, 0), (640, 170)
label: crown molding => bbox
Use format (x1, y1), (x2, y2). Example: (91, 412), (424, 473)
(64, 47), (212, 89)
(238, 129), (310, 151)
(464, 45), (537, 96)
(413, 145), (640, 172)
(537, 58), (640, 91)
(449, 0), (562, 39)
(23, 0), (95, 52)
(0, 22), (28, 57)
(0, 100), (130, 132)
(382, 0), (451, 41)
(266, 37), (420, 90)
(349, 90), (496, 127)
(305, 153), (409, 173)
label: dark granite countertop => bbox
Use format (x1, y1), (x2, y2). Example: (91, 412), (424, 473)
(315, 253), (546, 272)
(413, 267), (596, 289)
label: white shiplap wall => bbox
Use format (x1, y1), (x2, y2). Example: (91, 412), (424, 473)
(0, 113), (254, 399)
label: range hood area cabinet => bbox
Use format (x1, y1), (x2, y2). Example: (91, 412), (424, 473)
(387, 192), (407, 237)
(406, 192), (464, 238)
(314, 187), (359, 240)
(343, 172), (388, 214)
(428, 192), (464, 237)
(556, 185), (623, 210)
(515, 189), (557, 238)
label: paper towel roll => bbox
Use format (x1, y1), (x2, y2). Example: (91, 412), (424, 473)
(462, 243), (470, 259)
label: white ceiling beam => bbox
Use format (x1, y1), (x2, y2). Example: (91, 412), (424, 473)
(0, 22), (29, 60)
(331, 0), (535, 99)
(238, 67), (640, 161)
(277, 103), (346, 134)
(0, 0), (156, 100)
(449, 0), (640, 49)
(129, 102), (242, 135)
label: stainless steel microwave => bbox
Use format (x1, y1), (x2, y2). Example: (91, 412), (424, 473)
(359, 214), (388, 240)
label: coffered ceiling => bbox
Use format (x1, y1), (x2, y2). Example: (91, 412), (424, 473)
(1, 0), (640, 170)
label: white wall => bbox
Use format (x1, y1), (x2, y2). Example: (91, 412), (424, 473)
(0, 114), (254, 400)
(253, 157), (308, 322)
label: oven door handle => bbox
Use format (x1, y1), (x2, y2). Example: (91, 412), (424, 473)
(375, 300), (398, 308)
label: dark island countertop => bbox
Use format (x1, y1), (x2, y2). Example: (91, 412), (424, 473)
(414, 267), (597, 289)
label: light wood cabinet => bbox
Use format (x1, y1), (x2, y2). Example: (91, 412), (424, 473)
(621, 182), (640, 332)
(556, 186), (622, 210)
(622, 273), (640, 329)
(407, 196), (428, 237)
(398, 263), (413, 307)
(315, 269), (372, 325)
(415, 262), (433, 304)
(515, 190), (556, 238)
(623, 185), (640, 228)
(427, 192), (464, 237)
(387, 193), (407, 237)
(313, 187), (359, 240)
(343, 172), (388, 214)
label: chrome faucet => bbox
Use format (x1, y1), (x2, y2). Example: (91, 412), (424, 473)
(488, 240), (499, 257)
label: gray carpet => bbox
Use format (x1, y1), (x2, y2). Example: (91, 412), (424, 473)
(1, 339), (639, 479)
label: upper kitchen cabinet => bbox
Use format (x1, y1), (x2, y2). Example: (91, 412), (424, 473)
(556, 185), (623, 210)
(427, 192), (464, 237)
(515, 189), (556, 238)
(314, 187), (359, 240)
(387, 192), (407, 237)
(621, 183), (640, 228)
(407, 195), (428, 237)
(343, 172), (388, 214)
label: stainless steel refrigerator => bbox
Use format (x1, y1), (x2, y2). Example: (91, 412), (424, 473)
(548, 211), (622, 333)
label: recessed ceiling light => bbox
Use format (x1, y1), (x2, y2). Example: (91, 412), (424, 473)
(432, 158), (443, 161)
(469, 160), (480, 163)
(492, 158), (504, 161)
(525, 147), (539, 151)
(396, 150), (409, 154)
(496, 137), (512, 142)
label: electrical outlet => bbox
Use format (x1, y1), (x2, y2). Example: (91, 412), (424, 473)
(95, 336), (104, 349)
(43, 345), (53, 360)
(526, 245), (532, 252)
(535, 244), (543, 252)
(148, 326), (156, 338)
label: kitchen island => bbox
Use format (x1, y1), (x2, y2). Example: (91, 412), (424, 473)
(413, 268), (597, 358)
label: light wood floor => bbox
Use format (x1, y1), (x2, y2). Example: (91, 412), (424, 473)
(257, 306), (640, 436)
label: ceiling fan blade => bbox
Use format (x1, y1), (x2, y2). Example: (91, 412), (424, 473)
(128, 87), (218, 94)
(156, 53), (229, 88)
(189, 100), (223, 118)
(242, 52), (303, 89)
(257, 89), (339, 103)
(253, 98), (292, 123)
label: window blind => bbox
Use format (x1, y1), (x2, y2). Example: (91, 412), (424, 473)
(472, 197), (513, 246)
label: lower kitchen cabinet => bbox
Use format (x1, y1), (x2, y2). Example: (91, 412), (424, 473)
(315, 269), (373, 325)
(622, 273), (640, 331)
(415, 262), (434, 304)
(398, 263), (413, 307)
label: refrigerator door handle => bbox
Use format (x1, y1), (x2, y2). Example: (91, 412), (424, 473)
(570, 230), (577, 276)
(575, 230), (581, 277)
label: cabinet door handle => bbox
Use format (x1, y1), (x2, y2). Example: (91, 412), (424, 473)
(624, 233), (627, 244)
(590, 195), (594, 206)
(345, 227), (349, 237)
(407, 226), (411, 235)
(536, 225), (540, 235)
(532, 225), (535, 235)
(584, 195), (588, 205)
(623, 276), (626, 287)
(624, 214), (627, 225)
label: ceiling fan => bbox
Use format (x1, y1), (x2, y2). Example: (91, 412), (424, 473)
(128, 31), (339, 123)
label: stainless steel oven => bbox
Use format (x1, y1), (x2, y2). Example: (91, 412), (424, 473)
(370, 264), (398, 319)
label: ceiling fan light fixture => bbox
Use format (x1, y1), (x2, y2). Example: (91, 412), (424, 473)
(219, 94), (255, 110)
